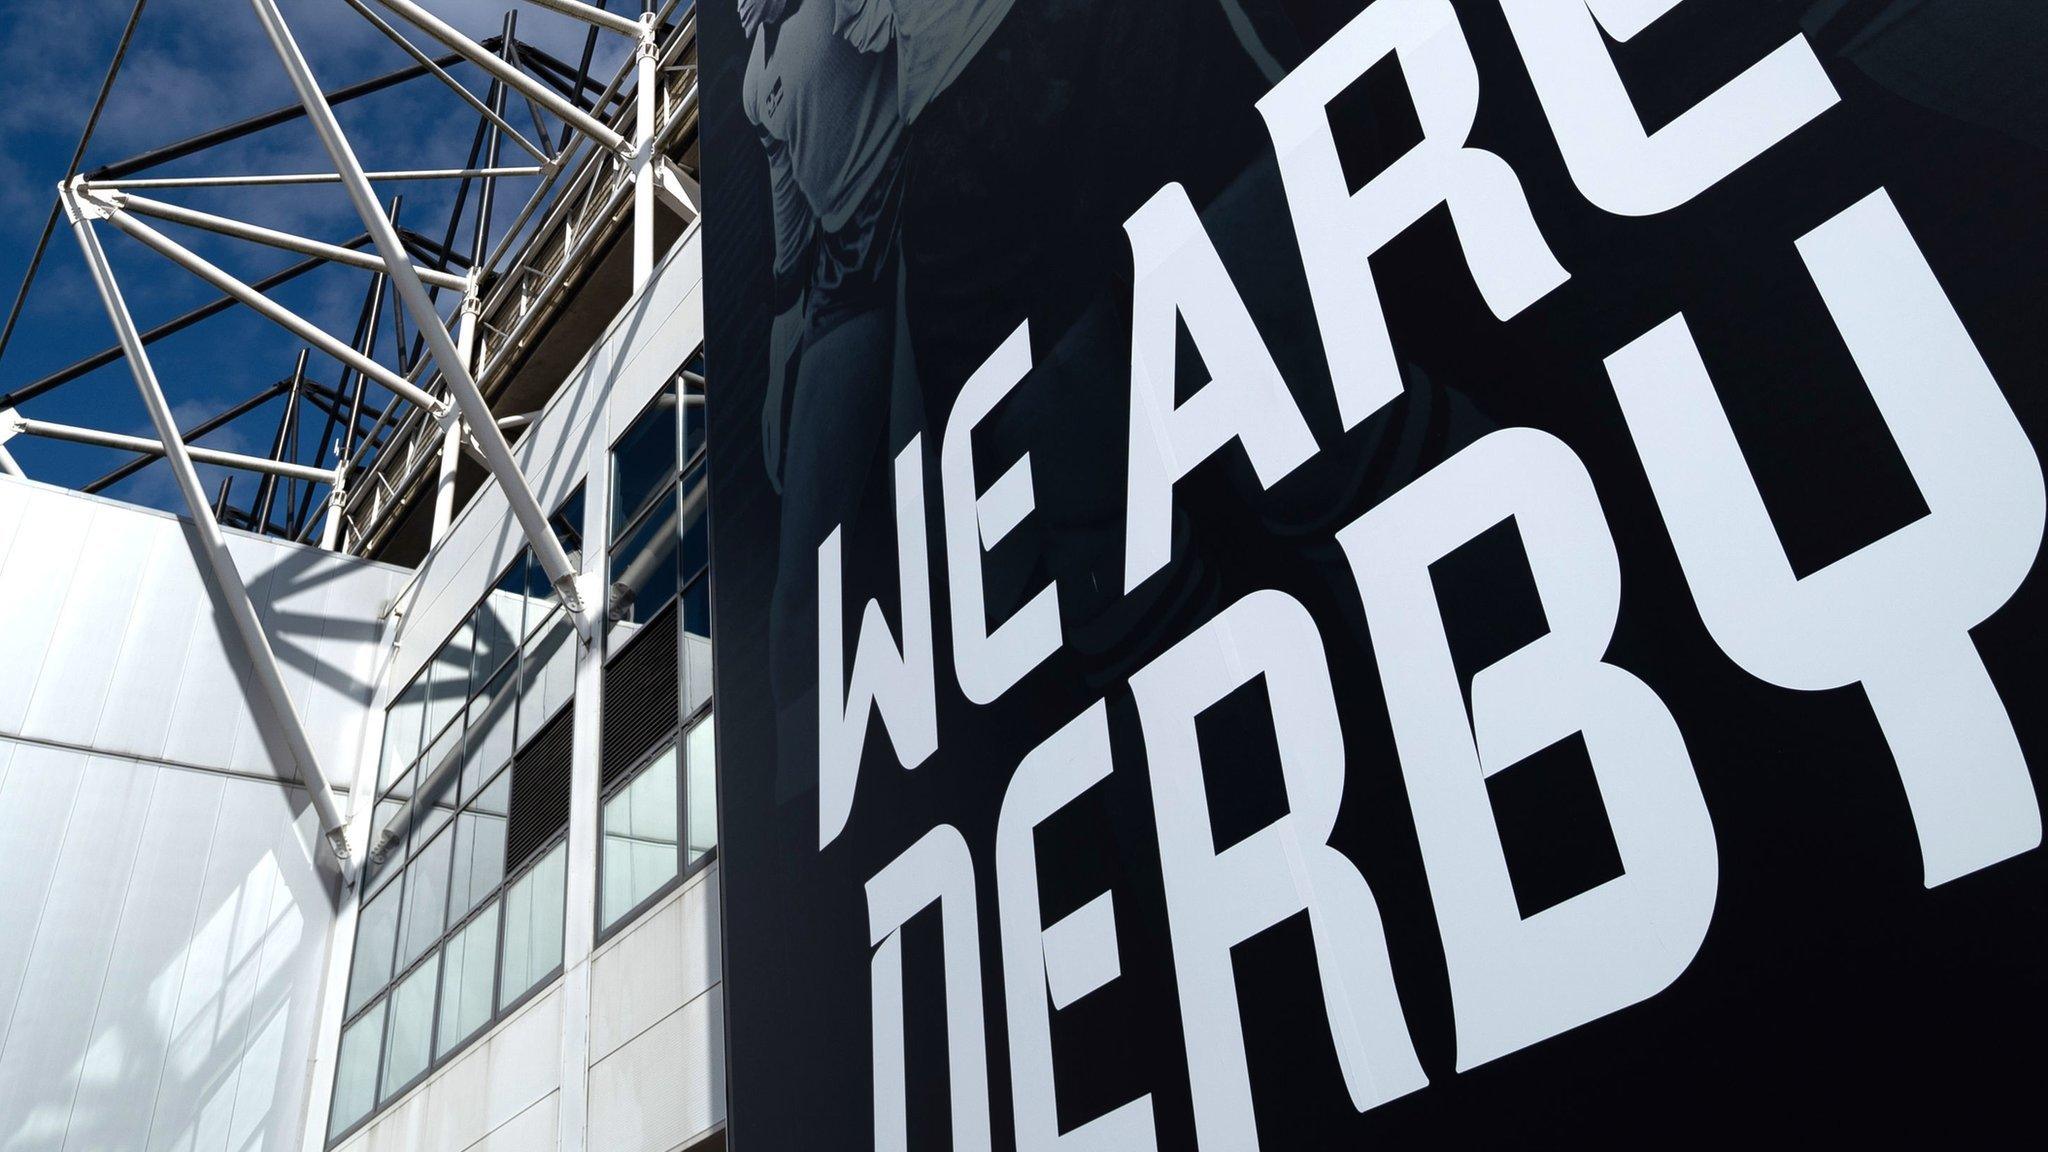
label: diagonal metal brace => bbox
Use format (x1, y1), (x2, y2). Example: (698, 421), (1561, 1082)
(63, 186), (353, 866)
(250, 0), (597, 640)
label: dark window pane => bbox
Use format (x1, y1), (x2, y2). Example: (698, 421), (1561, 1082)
(606, 490), (679, 634)
(611, 391), (680, 543)
(680, 464), (707, 581)
(551, 487), (585, 560)
(603, 608), (678, 788)
(681, 577), (711, 717)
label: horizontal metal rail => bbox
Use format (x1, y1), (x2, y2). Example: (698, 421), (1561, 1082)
(3, 414), (334, 484)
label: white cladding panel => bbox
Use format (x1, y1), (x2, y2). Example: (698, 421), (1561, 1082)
(587, 866), (725, 1151)
(0, 477), (405, 784)
(0, 740), (336, 1152)
(334, 984), (566, 1152)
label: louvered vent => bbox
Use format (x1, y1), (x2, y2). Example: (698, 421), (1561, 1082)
(506, 705), (574, 872)
(603, 603), (679, 788)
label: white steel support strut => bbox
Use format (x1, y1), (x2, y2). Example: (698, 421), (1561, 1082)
(368, 0), (630, 156)
(633, 13), (659, 289)
(86, 193), (447, 415)
(63, 188), (352, 865)
(432, 291), (481, 545)
(250, 0), (596, 639)
(114, 192), (468, 290)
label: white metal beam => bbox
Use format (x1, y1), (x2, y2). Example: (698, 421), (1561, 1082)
(524, 0), (646, 39)
(633, 12), (657, 289)
(342, 0), (555, 166)
(91, 165), (543, 190)
(64, 189), (352, 865)
(2, 410), (337, 485)
(368, 0), (630, 155)
(251, 0), (597, 639)
(88, 193), (449, 415)
(114, 191), (469, 290)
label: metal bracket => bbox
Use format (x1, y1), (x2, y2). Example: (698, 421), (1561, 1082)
(0, 407), (22, 445)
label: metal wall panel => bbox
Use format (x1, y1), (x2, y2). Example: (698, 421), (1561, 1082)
(66, 765), (226, 1149)
(589, 866), (720, 1063)
(0, 742), (88, 1081)
(0, 478), (404, 787)
(585, 988), (723, 1152)
(0, 752), (154, 1147)
(94, 516), (209, 759)
(0, 489), (93, 734)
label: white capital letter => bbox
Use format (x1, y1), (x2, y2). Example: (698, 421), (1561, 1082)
(868, 824), (991, 1152)
(1131, 590), (1425, 1148)
(1500, 0), (1838, 216)
(820, 435), (937, 848)
(1124, 182), (1318, 591)
(1605, 189), (2043, 886)
(944, 321), (1063, 704)
(1257, 0), (1567, 428)
(997, 703), (1156, 1152)
(1339, 428), (1718, 1071)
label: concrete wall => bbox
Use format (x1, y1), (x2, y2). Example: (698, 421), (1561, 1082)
(587, 866), (723, 1152)
(0, 477), (404, 1151)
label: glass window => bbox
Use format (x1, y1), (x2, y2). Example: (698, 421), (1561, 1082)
(681, 577), (712, 716)
(362, 797), (407, 894)
(423, 616), (474, 738)
(329, 998), (386, 1138)
(448, 771), (509, 921)
(500, 842), (566, 1008)
(380, 677), (428, 794)
(410, 752), (460, 854)
(686, 715), (718, 866)
(518, 613), (577, 744)
(348, 883), (402, 1016)
(462, 661), (518, 799)
(437, 902), (500, 1056)
(601, 746), (680, 929)
(606, 493), (679, 635)
(470, 576), (524, 687)
(398, 829), (453, 967)
(380, 953), (439, 1099)
(611, 390), (679, 542)
(680, 358), (706, 465)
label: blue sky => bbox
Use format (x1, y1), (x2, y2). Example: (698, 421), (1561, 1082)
(0, 0), (634, 521)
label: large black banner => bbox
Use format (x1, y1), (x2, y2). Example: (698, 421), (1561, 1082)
(701, 2), (2048, 1145)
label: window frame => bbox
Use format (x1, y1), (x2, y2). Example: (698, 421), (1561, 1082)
(331, 490), (584, 1146)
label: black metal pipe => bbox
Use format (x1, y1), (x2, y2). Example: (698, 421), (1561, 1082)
(86, 41), (500, 181)
(81, 380), (287, 494)
(0, 237), (371, 411)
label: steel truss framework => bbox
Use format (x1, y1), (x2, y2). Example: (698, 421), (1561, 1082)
(0, 0), (702, 868)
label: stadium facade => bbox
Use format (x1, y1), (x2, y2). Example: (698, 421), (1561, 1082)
(1, 3), (721, 1150)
